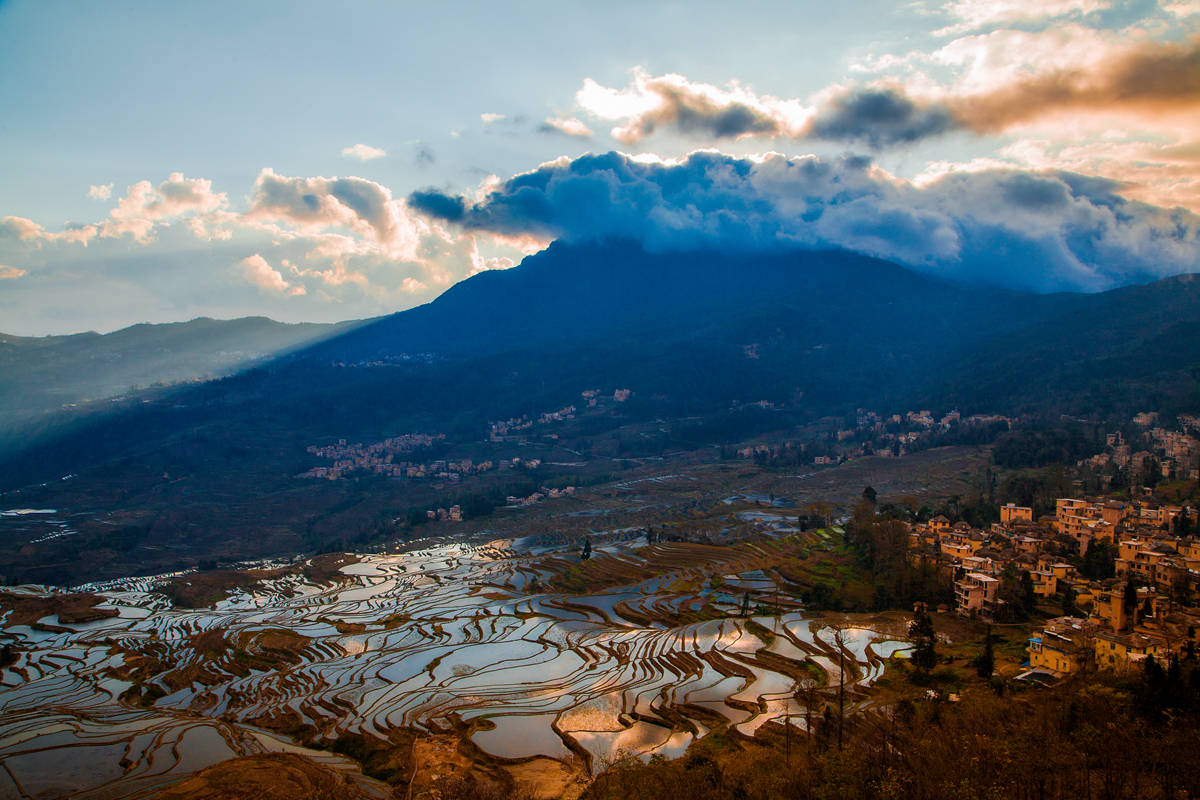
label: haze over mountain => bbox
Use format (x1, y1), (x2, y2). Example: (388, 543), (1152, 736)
(0, 316), (358, 433)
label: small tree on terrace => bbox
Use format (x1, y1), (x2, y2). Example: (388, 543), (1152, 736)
(974, 624), (995, 679)
(909, 601), (937, 672)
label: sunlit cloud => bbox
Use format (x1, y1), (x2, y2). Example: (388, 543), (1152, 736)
(0, 265), (26, 280)
(1, 214), (98, 246)
(575, 31), (1200, 153)
(480, 112), (507, 124)
(340, 143), (387, 161)
(1, 166), (540, 327)
(0, 216), (44, 242)
(1165, 2), (1200, 18)
(944, 35), (1200, 133)
(104, 172), (228, 243)
(575, 69), (812, 143)
(239, 253), (293, 293)
(244, 168), (421, 261)
(87, 183), (113, 201)
(539, 116), (593, 137)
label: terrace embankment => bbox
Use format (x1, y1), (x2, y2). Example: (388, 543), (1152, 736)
(0, 590), (118, 628)
(1, 533), (911, 799)
(157, 552), (360, 609)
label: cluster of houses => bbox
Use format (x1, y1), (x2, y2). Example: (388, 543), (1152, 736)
(489, 405), (578, 440)
(581, 388), (633, 407)
(1080, 415), (1200, 485)
(488, 389), (633, 441)
(298, 434), (452, 480)
(736, 408), (1013, 466)
(907, 495), (1199, 677)
(298, 429), (555, 482)
(841, 409), (1011, 460)
(505, 485), (576, 507)
(426, 505), (463, 522)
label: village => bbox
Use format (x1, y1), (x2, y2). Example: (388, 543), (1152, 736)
(297, 389), (636, 482)
(298, 433), (547, 483)
(736, 407), (1016, 466)
(907, 486), (1199, 679)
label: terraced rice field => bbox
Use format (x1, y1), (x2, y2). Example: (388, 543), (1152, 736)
(0, 537), (909, 798)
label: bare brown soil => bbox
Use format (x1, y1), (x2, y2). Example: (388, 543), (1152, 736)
(150, 753), (366, 800)
(0, 591), (118, 627)
(303, 552), (361, 584)
(160, 568), (290, 608)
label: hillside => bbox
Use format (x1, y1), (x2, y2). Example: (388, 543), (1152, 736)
(1, 241), (1198, 584)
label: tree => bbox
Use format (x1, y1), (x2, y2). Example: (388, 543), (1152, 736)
(1174, 507), (1194, 537)
(1080, 539), (1116, 580)
(1123, 577), (1139, 629)
(1020, 570), (1036, 615)
(1062, 584), (1078, 617)
(581, 538), (592, 560)
(862, 485), (878, 505)
(974, 625), (995, 679)
(1140, 455), (1162, 488)
(909, 602), (937, 672)
(996, 563), (1029, 622)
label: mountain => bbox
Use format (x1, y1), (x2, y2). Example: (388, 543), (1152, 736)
(933, 273), (1200, 415)
(0, 315), (360, 437)
(304, 239), (1046, 360)
(1, 240), (1198, 584)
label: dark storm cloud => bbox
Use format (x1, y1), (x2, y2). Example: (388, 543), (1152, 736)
(807, 88), (959, 148)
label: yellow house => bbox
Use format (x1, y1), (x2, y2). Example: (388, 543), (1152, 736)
(1001, 503), (1033, 525)
(1030, 570), (1058, 598)
(1093, 630), (1169, 671)
(1089, 586), (1132, 632)
(1028, 617), (1092, 674)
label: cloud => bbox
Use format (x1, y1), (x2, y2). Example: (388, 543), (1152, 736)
(407, 189), (466, 222)
(415, 144), (436, 166)
(480, 112), (507, 124)
(0, 216), (43, 242)
(573, 71), (961, 148)
(1165, 2), (1200, 18)
(934, 0), (1110, 35)
(245, 168), (420, 261)
(88, 183), (113, 201)
(539, 116), (593, 137)
(576, 70), (810, 143)
(945, 35), (1200, 132)
(918, 135), (1200, 211)
(0, 265), (26, 279)
(573, 33), (1200, 152)
(2, 167), (546, 334)
(239, 253), (292, 293)
(341, 143), (387, 161)
(4, 175), (226, 248)
(806, 88), (958, 147)
(104, 172), (228, 242)
(1, 215), (98, 246)
(406, 149), (1200, 293)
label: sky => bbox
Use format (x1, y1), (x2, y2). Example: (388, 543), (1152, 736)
(2, 0), (1199, 335)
